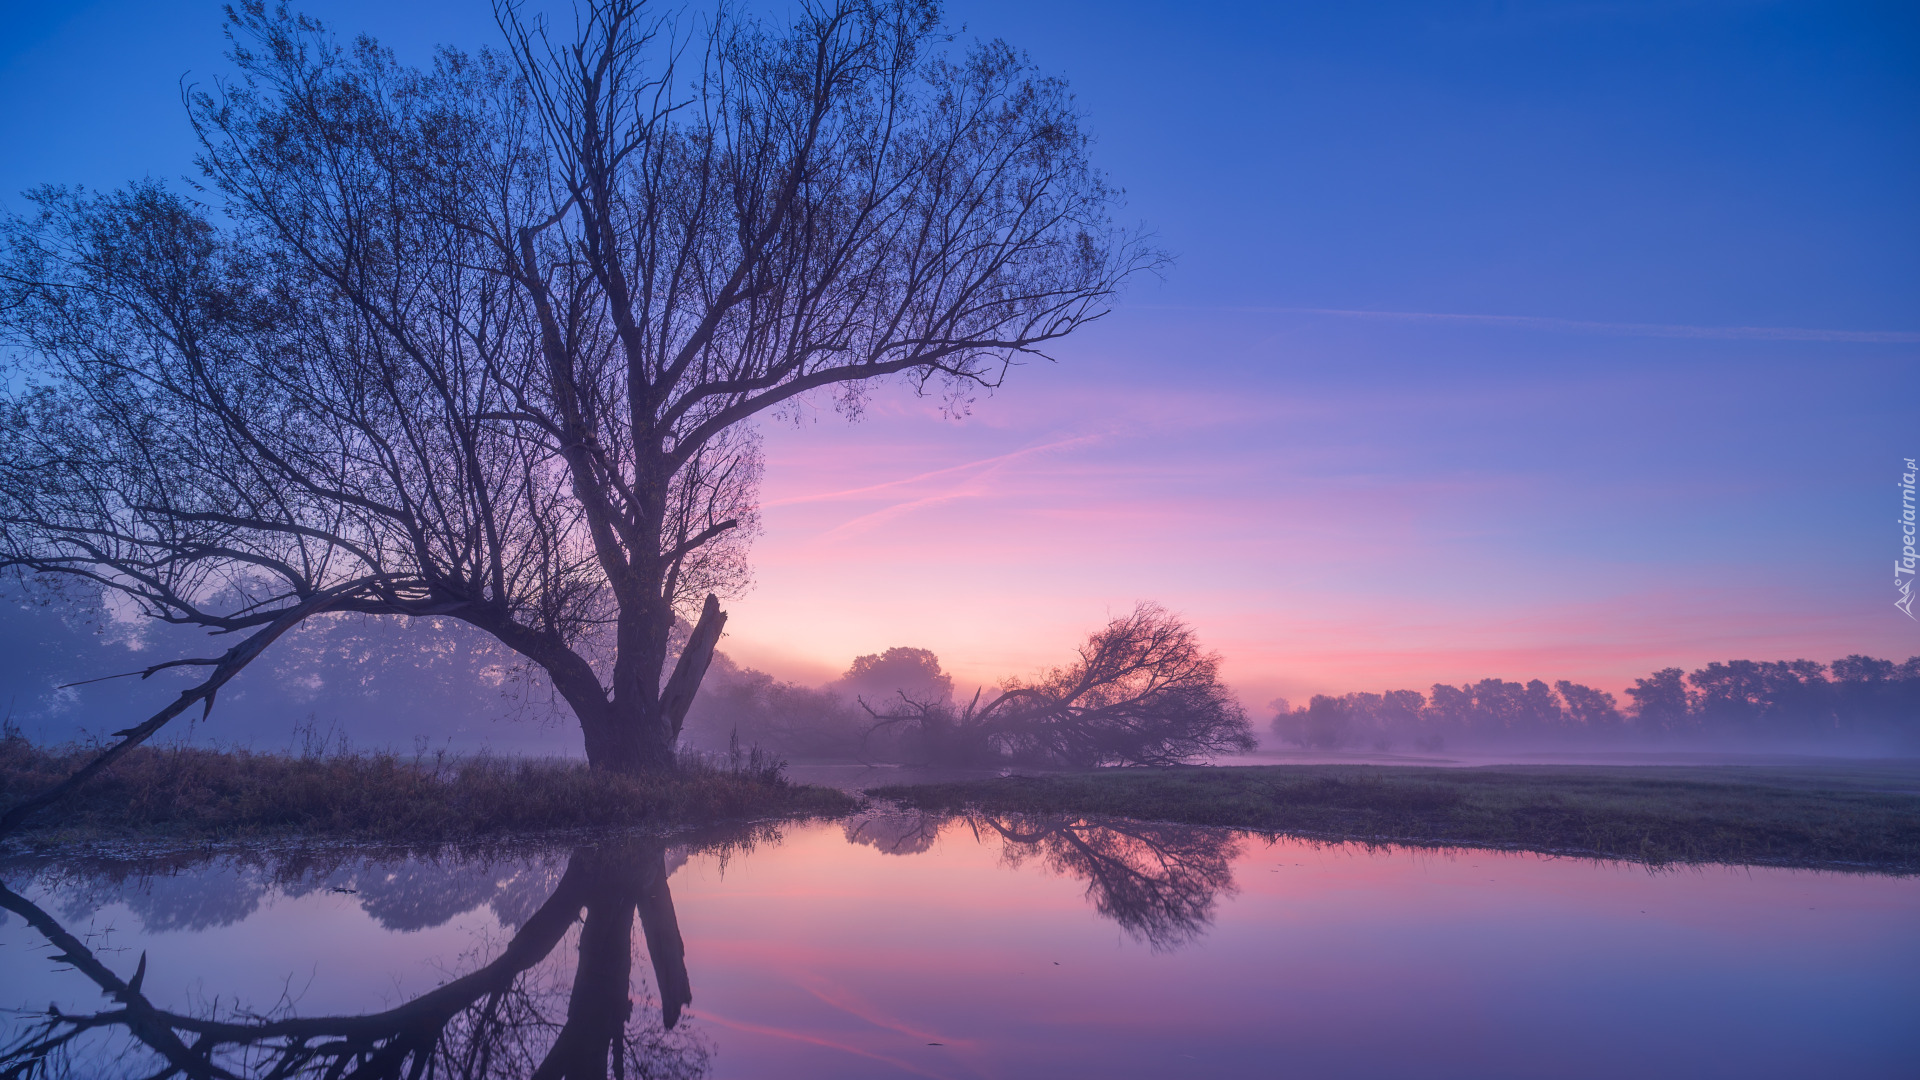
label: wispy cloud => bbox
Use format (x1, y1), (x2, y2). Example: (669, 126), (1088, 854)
(1166, 305), (1920, 343)
(772, 433), (1110, 540)
(764, 433), (1104, 508)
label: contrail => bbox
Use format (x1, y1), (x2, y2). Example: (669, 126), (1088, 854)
(1158, 305), (1920, 344)
(764, 433), (1103, 508)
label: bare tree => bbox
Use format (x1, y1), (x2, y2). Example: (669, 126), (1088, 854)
(864, 603), (1256, 767)
(0, 0), (1156, 788)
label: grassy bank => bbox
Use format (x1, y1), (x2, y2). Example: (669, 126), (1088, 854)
(869, 762), (1920, 871)
(0, 738), (857, 844)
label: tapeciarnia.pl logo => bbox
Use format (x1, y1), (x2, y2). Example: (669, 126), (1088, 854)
(1900, 457), (1917, 619)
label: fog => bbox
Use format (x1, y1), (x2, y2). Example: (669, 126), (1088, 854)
(0, 599), (958, 760)
(0, 599), (583, 757)
(0, 599), (972, 760)
(1266, 662), (1920, 760)
(3, 597), (1914, 768)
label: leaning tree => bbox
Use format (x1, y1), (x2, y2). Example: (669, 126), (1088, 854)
(860, 603), (1255, 768)
(0, 0), (1154, 789)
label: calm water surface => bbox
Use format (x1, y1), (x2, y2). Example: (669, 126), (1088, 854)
(2, 813), (1914, 1078)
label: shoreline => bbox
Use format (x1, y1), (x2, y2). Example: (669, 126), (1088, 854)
(869, 761), (1920, 874)
(0, 739), (857, 846)
(10, 741), (1919, 874)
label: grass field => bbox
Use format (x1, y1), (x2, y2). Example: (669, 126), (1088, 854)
(868, 761), (1920, 871)
(0, 738), (856, 843)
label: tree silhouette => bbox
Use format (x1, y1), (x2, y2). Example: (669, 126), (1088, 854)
(1624, 668), (1693, 735)
(1268, 655), (1917, 749)
(864, 603), (1255, 767)
(0, 0), (1155, 802)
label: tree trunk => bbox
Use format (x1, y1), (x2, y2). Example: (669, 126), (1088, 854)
(532, 840), (691, 1077)
(659, 594), (727, 743)
(576, 704), (673, 775)
(573, 594), (727, 775)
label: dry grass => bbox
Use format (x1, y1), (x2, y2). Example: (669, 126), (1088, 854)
(0, 734), (857, 843)
(870, 761), (1920, 871)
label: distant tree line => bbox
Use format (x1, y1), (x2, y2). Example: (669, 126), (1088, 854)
(1272, 656), (1920, 751)
(685, 604), (1254, 767)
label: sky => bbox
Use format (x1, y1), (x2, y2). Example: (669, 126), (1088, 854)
(2, 0), (1917, 714)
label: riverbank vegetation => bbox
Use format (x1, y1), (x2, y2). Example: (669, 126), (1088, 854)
(0, 735), (854, 844)
(870, 762), (1920, 871)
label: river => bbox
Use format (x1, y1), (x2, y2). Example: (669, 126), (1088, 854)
(2, 811), (1913, 1078)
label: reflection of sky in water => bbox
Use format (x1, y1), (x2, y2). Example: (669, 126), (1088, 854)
(3, 818), (1915, 1079)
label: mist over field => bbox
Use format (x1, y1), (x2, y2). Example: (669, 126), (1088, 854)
(8, 596), (1914, 766)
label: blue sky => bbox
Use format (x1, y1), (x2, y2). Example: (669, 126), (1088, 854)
(3, 0), (1916, 712)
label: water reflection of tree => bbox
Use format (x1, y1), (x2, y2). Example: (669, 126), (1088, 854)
(0, 841), (708, 1079)
(24, 849), (573, 937)
(974, 814), (1242, 950)
(841, 809), (946, 856)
